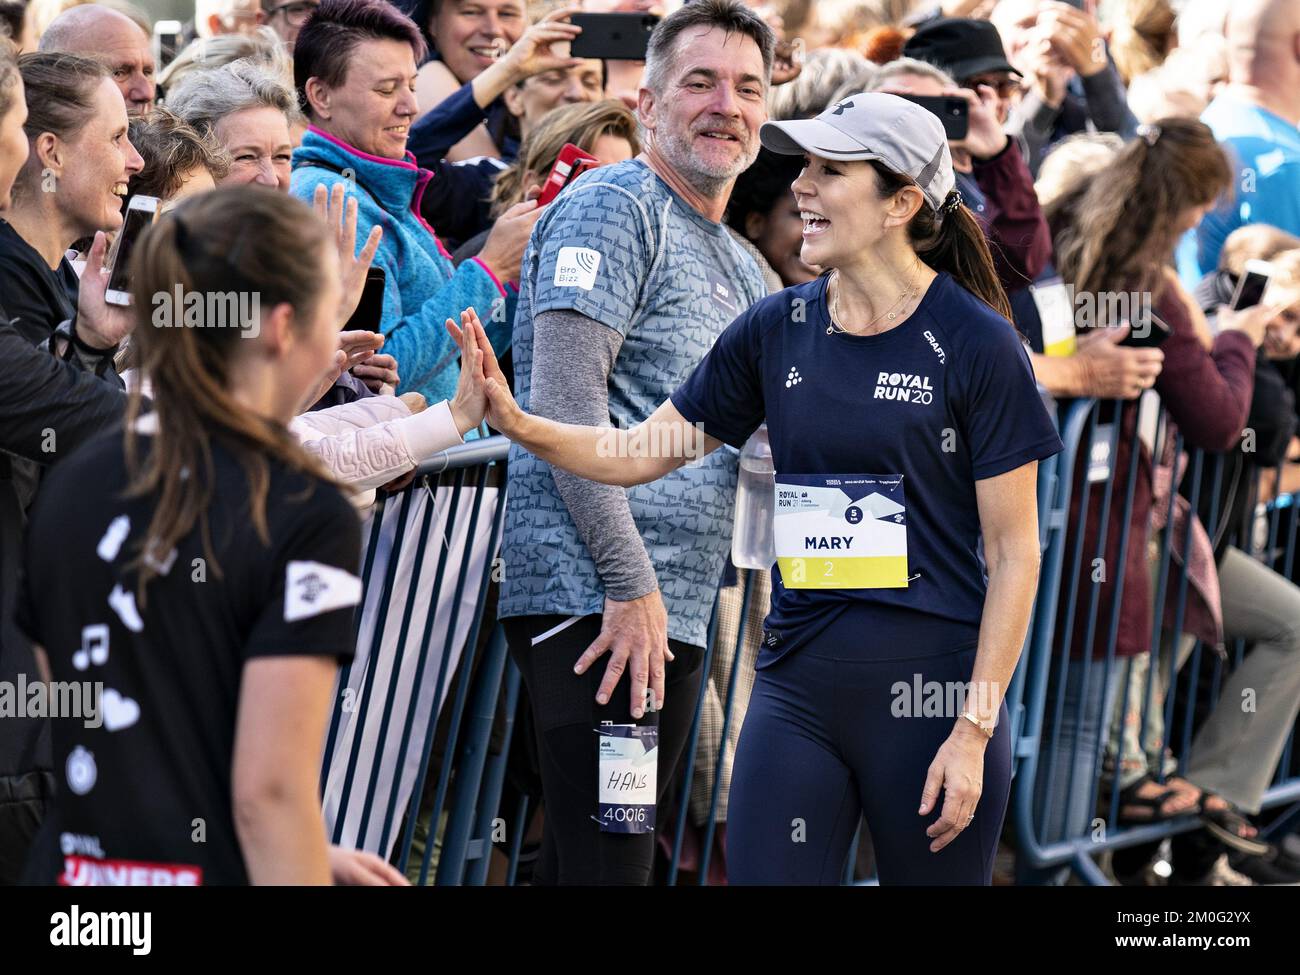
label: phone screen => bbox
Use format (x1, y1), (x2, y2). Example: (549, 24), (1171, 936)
(1231, 270), (1270, 311)
(345, 267), (386, 332)
(105, 201), (158, 304)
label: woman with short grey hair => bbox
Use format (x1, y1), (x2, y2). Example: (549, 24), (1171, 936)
(165, 57), (302, 189)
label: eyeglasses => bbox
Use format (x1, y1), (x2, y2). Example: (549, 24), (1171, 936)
(268, 0), (319, 26)
(963, 75), (1022, 98)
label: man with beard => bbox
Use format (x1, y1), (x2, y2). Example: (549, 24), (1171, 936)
(497, 0), (773, 885)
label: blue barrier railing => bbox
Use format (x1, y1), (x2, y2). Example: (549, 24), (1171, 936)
(1013, 396), (1300, 884)
(322, 410), (1300, 885)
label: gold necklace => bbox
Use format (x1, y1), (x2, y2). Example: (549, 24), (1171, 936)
(827, 267), (923, 336)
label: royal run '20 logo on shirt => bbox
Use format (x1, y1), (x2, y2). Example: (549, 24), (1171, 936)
(873, 370), (935, 404)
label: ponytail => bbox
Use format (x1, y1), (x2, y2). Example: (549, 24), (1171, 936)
(123, 186), (334, 598)
(869, 162), (1011, 321)
(915, 195), (1012, 321)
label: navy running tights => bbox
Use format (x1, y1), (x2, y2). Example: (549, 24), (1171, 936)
(727, 637), (1011, 885)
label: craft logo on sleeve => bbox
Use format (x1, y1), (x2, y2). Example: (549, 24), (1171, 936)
(922, 329), (947, 364)
(284, 561), (363, 621)
(553, 246), (602, 290)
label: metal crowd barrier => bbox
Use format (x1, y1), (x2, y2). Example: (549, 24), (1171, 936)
(1012, 395), (1300, 884)
(322, 403), (1300, 885)
(319, 436), (510, 884)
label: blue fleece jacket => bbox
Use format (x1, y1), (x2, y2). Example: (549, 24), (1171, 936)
(290, 125), (515, 405)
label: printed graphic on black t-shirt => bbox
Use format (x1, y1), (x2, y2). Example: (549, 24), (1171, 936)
(17, 430), (361, 885)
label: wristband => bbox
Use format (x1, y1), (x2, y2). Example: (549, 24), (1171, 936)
(68, 312), (120, 356)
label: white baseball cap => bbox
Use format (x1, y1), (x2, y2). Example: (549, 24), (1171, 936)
(759, 92), (957, 212)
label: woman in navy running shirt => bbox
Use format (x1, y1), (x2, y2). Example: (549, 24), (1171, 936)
(452, 93), (1061, 884)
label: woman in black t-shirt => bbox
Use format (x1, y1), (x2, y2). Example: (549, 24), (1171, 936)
(18, 186), (486, 884)
(0, 53), (142, 347)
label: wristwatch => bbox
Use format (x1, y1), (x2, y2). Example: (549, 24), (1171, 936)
(958, 711), (995, 739)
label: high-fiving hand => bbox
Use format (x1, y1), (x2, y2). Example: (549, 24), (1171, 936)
(445, 307), (523, 436)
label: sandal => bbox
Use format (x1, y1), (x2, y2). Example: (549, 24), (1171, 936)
(1198, 792), (1270, 856)
(1116, 772), (1193, 825)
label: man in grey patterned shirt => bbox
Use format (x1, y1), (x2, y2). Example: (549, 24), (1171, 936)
(498, 0), (774, 884)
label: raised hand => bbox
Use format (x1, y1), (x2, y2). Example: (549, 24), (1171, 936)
(75, 231), (135, 349)
(947, 84), (1009, 160)
(313, 182), (384, 328)
(498, 6), (584, 81)
(477, 198), (544, 286)
(352, 352), (399, 395)
(1040, 1), (1107, 79)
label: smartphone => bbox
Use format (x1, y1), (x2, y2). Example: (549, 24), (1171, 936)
(569, 13), (660, 61)
(1230, 259), (1273, 311)
(537, 144), (601, 207)
(1120, 315), (1172, 348)
(104, 195), (160, 306)
(153, 20), (183, 72)
(898, 94), (969, 141)
(344, 267), (386, 332)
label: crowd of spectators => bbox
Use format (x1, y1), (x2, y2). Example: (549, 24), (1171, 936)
(1, 0), (1299, 887)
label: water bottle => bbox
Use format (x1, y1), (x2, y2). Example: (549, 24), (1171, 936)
(732, 424), (775, 570)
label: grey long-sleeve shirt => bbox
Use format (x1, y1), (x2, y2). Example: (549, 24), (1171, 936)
(527, 307), (661, 602)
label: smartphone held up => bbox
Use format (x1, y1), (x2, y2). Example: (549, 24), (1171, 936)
(105, 195), (160, 307)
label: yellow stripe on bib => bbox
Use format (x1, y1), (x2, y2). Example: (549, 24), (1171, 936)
(777, 555), (910, 589)
(1044, 333), (1077, 357)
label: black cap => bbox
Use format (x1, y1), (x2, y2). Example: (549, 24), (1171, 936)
(902, 17), (1020, 83)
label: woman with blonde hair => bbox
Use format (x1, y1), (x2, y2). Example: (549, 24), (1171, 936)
(1109, 0), (1178, 86)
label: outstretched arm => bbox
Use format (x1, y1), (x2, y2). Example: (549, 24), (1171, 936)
(446, 308), (724, 487)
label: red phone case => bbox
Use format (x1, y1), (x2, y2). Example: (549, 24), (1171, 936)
(537, 144), (601, 207)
